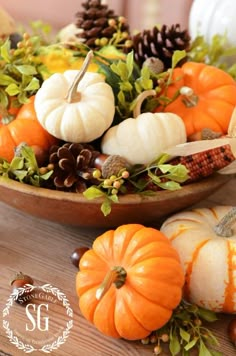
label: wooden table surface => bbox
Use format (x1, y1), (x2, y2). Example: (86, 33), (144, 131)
(0, 176), (236, 356)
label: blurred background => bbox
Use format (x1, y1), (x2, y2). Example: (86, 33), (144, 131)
(0, 0), (193, 33)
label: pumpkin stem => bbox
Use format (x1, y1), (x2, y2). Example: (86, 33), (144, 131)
(133, 89), (156, 118)
(228, 106), (236, 137)
(96, 266), (127, 300)
(180, 86), (198, 108)
(65, 50), (94, 103)
(214, 207), (236, 237)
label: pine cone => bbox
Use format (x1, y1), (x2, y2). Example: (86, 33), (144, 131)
(127, 24), (191, 70)
(75, 0), (130, 50)
(48, 142), (100, 193)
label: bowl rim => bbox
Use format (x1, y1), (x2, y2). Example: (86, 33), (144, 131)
(0, 173), (230, 206)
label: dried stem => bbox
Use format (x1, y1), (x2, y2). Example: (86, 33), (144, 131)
(96, 266), (127, 300)
(65, 50), (94, 103)
(214, 207), (236, 237)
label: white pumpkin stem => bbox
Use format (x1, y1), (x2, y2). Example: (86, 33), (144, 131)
(65, 50), (94, 103)
(133, 89), (156, 118)
(180, 86), (198, 108)
(95, 266), (127, 300)
(214, 207), (236, 237)
(228, 106), (236, 137)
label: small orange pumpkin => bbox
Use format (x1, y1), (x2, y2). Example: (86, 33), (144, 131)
(156, 62), (236, 139)
(76, 224), (184, 340)
(0, 96), (58, 162)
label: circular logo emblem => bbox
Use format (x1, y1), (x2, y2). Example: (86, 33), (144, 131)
(2, 284), (73, 353)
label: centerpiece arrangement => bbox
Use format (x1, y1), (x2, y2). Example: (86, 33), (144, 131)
(0, 0), (235, 226)
(2, 1), (236, 355)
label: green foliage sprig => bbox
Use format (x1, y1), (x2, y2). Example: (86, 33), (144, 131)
(188, 34), (236, 79)
(141, 299), (221, 356)
(0, 34), (47, 111)
(0, 144), (52, 186)
(97, 51), (155, 123)
(83, 154), (189, 216)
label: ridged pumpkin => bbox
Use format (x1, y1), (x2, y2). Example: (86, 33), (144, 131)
(156, 62), (236, 139)
(34, 51), (115, 143)
(76, 224), (185, 340)
(0, 96), (58, 162)
(160, 205), (236, 313)
(101, 90), (187, 165)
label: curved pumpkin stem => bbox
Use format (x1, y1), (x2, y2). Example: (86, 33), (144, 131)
(96, 266), (127, 300)
(214, 207), (236, 237)
(180, 86), (198, 108)
(133, 89), (156, 118)
(65, 50), (94, 103)
(228, 107), (236, 137)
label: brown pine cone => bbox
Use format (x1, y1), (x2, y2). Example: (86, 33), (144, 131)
(126, 24), (191, 70)
(48, 142), (100, 193)
(75, 0), (130, 50)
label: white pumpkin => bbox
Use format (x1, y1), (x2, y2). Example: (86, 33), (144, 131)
(101, 112), (186, 165)
(34, 51), (115, 143)
(101, 90), (186, 165)
(189, 0), (236, 47)
(161, 205), (236, 313)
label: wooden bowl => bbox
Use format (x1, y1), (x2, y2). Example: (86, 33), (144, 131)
(0, 173), (231, 228)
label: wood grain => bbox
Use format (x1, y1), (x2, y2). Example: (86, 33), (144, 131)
(0, 176), (236, 355)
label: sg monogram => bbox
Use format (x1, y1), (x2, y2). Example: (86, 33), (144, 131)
(25, 303), (49, 332)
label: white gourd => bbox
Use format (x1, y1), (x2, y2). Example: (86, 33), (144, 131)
(161, 205), (236, 313)
(101, 90), (187, 165)
(189, 0), (236, 47)
(34, 51), (115, 143)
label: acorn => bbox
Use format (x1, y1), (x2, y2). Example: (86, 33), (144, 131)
(10, 272), (34, 304)
(142, 57), (164, 75)
(93, 154), (130, 178)
(70, 247), (89, 268)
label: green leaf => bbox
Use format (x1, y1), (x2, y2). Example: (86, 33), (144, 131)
(0, 39), (11, 63)
(5, 83), (21, 96)
(40, 170), (53, 180)
(169, 333), (181, 356)
(157, 180), (182, 191)
(171, 50), (187, 69)
(184, 337), (198, 351)
(120, 81), (133, 92)
(0, 73), (17, 86)
(197, 308), (218, 323)
(0, 89), (9, 108)
(101, 198), (111, 216)
(15, 64), (37, 75)
(10, 157), (24, 171)
(179, 328), (190, 343)
(210, 351), (223, 356)
(20, 145), (38, 171)
(23, 77), (40, 91)
(117, 90), (127, 109)
(199, 340), (213, 356)
(108, 194), (119, 203)
(126, 51), (134, 78)
(83, 186), (105, 200)
(13, 170), (28, 181)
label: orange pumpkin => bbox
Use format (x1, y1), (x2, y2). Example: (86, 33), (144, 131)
(156, 62), (236, 138)
(76, 224), (184, 340)
(0, 96), (58, 162)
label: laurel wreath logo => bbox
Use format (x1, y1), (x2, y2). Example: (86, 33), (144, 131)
(2, 284), (73, 353)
